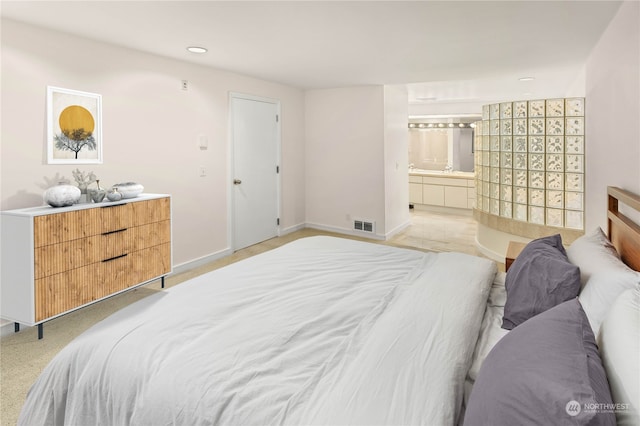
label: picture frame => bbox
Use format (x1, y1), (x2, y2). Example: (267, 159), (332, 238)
(47, 86), (102, 164)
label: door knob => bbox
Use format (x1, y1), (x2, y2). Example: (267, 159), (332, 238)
(233, 179), (242, 185)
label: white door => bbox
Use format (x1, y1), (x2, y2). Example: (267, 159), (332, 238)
(231, 94), (280, 251)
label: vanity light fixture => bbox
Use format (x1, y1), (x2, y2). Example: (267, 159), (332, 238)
(186, 46), (208, 54)
(408, 121), (475, 129)
(408, 122), (473, 129)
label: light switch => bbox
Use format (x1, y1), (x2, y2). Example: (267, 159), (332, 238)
(198, 134), (208, 150)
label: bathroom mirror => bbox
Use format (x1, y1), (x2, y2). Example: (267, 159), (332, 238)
(408, 124), (475, 172)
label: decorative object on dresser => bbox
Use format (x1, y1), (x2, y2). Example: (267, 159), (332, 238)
(106, 187), (123, 201)
(88, 180), (107, 203)
(112, 182), (144, 199)
(42, 183), (81, 207)
(0, 194), (172, 339)
(71, 168), (96, 203)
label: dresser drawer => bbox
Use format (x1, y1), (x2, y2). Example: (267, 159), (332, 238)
(98, 243), (171, 296)
(131, 198), (171, 225)
(131, 220), (171, 251)
(34, 228), (135, 279)
(35, 236), (100, 279)
(33, 203), (136, 246)
(99, 252), (137, 296)
(35, 264), (98, 321)
(131, 243), (172, 283)
(34, 209), (101, 246)
(101, 228), (135, 260)
(99, 203), (133, 234)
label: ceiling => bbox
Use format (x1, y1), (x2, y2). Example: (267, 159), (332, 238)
(1, 1), (622, 114)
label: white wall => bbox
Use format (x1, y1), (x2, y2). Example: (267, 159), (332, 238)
(1, 19), (306, 267)
(304, 85), (408, 239)
(305, 86), (386, 237)
(383, 85), (410, 238)
(584, 1), (640, 230)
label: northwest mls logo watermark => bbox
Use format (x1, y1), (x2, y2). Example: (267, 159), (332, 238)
(566, 400), (630, 416)
(565, 400), (581, 416)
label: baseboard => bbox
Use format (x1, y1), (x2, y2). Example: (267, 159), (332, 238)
(412, 204), (473, 216)
(279, 223), (306, 235)
(384, 220), (411, 240)
(0, 320), (16, 338)
(305, 222), (386, 241)
(171, 247), (234, 276)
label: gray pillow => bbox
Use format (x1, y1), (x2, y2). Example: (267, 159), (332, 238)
(465, 298), (616, 426)
(502, 234), (581, 330)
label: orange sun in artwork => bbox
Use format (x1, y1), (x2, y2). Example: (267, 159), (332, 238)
(58, 105), (95, 140)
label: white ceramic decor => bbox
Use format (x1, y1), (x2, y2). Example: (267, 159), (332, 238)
(43, 184), (81, 207)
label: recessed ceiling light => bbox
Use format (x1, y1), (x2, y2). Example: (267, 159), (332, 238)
(186, 46), (208, 54)
(519, 77), (535, 81)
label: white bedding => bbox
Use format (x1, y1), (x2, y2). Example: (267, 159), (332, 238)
(462, 271), (509, 419)
(19, 236), (497, 426)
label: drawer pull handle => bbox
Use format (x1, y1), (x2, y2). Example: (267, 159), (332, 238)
(102, 228), (128, 236)
(101, 203), (126, 209)
(102, 253), (128, 263)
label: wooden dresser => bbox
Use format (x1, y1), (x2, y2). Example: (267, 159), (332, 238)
(1, 194), (172, 338)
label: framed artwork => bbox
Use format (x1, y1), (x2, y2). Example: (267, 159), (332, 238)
(47, 86), (102, 164)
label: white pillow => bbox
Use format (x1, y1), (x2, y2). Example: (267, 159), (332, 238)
(567, 227), (626, 288)
(597, 287), (640, 425)
(568, 227), (640, 335)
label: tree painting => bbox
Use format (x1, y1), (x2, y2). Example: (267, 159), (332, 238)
(54, 105), (96, 159)
(47, 86), (102, 164)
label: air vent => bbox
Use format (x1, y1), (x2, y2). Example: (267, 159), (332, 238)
(354, 219), (375, 233)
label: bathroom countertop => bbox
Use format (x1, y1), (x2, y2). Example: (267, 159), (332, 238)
(409, 169), (475, 179)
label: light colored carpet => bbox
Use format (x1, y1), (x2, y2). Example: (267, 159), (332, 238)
(0, 227), (445, 425)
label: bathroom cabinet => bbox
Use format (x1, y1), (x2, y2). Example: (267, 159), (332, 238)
(409, 171), (475, 209)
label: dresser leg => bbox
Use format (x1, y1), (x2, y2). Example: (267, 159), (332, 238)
(14, 322), (19, 333)
(161, 276), (165, 289)
(38, 324), (43, 340)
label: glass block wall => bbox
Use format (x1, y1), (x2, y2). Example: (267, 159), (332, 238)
(474, 98), (585, 230)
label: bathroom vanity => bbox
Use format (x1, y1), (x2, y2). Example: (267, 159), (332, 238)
(409, 170), (476, 209)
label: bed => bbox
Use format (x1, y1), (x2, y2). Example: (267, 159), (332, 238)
(18, 187), (640, 426)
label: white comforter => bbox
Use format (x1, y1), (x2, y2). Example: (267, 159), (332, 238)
(19, 236), (497, 426)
